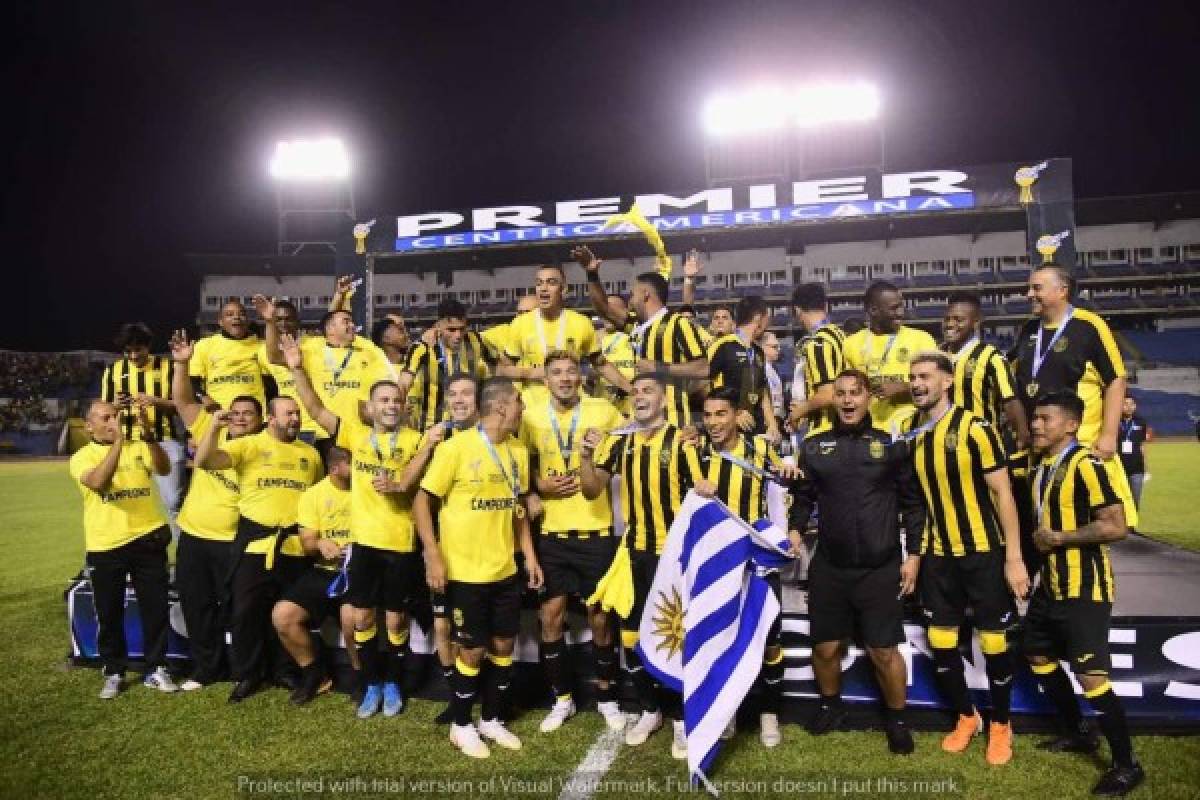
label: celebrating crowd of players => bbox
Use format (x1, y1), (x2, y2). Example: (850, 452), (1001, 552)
(72, 252), (1145, 795)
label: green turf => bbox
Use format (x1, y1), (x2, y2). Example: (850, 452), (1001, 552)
(1138, 441), (1200, 551)
(1, 459), (1198, 799)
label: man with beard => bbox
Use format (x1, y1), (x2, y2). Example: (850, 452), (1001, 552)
(255, 300), (321, 444)
(190, 300), (268, 410)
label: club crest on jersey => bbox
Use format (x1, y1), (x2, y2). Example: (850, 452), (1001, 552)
(659, 449), (672, 466)
(1053, 337), (1070, 353)
(299, 457), (309, 470)
(452, 608), (464, 627)
(896, 347), (910, 363)
(819, 441), (837, 455)
(869, 440), (885, 460)
(944, 432), (959, 451)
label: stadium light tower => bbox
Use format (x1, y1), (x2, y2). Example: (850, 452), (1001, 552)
(702, 81), (884, 186)
(269, 137), (357, 255)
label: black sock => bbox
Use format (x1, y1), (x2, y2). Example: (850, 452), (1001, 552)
(820, 692), (842, 707)
(481, 655), (514, 722)
(1034, 664), (1086, 735)
(1087, 686), (1136, 767)
(355, 630), (382, 686)
(594, 642), (618, 703)
(760, 657), (784, 714)
(932, 647), (975, 717)
(451, 660), (480, 727)
(386, 634), (408, 686)
(441, 663), (455, 687)
(624, 646), (659, 713)
(300, 660), (323, 688)
(984, 652), (1013, 724)
(884, 706), (908, 726)
(541, 637), (572, 700)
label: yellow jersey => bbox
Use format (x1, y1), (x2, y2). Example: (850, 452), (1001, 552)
(296, 477), (353, 570)
(189, 332), (267, 410)
(221, 430), (322, 531)
(299, 335), (395, 439)
(520, 395), (623, 534)
(69, 440), (167, 552)
(844, 325), (938, 432)
(596, 330), (635, 415)
(177, 410), (240, 542)
(336, 419), (423, 552)
(257, 342), (319, 435)
(420, 427), (530, 584)
(479, 322), (512, 363)
(504, 309), (599, 400)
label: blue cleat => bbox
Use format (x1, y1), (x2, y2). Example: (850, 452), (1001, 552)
(382, 682), (404, 717)
(356, 684), (383, 719)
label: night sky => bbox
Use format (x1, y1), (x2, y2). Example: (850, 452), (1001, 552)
(5, 0), (1199, 351)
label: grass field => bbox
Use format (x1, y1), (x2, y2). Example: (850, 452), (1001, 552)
(2, 449), (1198, 799)
(1135, 440), (1200, 551)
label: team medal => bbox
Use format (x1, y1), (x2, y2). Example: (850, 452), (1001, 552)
(477, 424), (523, 518)
(1028, 306), (1074, 400)
(1026, 382), (1039, 398)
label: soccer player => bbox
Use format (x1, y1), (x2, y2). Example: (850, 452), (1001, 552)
(699, 387), (800, 747)
(70, 399), (177, 698)
(189, 299), (268, 410)
(520, 351), (626, 734)
(195, 395), (322, 704)
(169, 330), (263, 691)
(255, 299), (322, 443)
(579, 374), (710, 758)
(415, 377), (544, 759)
(845, 281), (937, 434)
(595, 294), (636, 416)
(791, 371), (926, 754)
(398, 298), (490, 432)
(272, 445), (353, 705)
(708, 306), (735, 339)
(102, 322), (185, 518)
(1117, 395), (1150, 508)
(496, 263), (629, 401)
(282, 333), (439, 719)
(707, 295), (780, 441)
(1012, 265), (1139, 526)
(371, 313), (412, 368)
(789, 283), (847, 433)
(480, 294), (538, 363)
(904, 352), (1029, 765)
(1023, 391), (1144, 796)
(579, 246), (710, 427)
(941, 291), (1029, 447)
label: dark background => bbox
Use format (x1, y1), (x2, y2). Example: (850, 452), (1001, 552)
(4, 0), (1199, 350)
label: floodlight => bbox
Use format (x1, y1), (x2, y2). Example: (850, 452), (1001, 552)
(268, 138), (351, 180)
(702, 81), (880, 137)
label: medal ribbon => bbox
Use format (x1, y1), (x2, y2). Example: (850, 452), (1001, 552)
(549, 400), (583, 467)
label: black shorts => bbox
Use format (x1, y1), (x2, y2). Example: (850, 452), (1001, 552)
(624, 550), (660, 634)
(920, 550), (1015, 632)
(346, 543), (422, 613)
(430, 591), (448, 619)
(447, 575), (522, 648)
(537, 531), (618, 600)
(765, 571), (783, 649)
(1022, 589), (1113, 675)
(281, 567), (348, 625)
(808, 551), (905, 648)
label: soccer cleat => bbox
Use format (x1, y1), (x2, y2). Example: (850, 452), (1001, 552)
(479, 718), (523, 750)
(760, 713), (782, 748)
(986, 721), (1013, 765)
(941, 712), (983, 753)
(597, 701), (626, 732)
(671, 719), (688, 760)
(227, 678), (261, 704)
(143, 667), (179, 693)
(449, 723), (491, 759)
(885, 720), (915, 755)
(180, 679), (205, 692)
(99, 673), (123, 700)
(1038, 727), (1101, 753)
(539, 696), (576, 733)
(805, 700), (846, 735)
(434, 704), (455, 725)
(1091, 762), (1145, 796)
(289, 667), (326, 707)
(356, 684), (383, 719)
(624, 710), (662, 746)
(382, 682), (404, 717)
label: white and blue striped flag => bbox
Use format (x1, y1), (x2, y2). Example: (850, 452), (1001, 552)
(636, 491), (792, 790)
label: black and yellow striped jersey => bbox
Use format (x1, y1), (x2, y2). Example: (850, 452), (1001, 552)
(626, 311), (708, 427)
(798, 323), (847, 428)
(707, 333), (769, 432)
(101, 356), (179, 441)
(403, 332), (490, 431)
(949, 340), (1017, 428)
(594, 424), (703, 555)
(1033, 442), (1121, 602)
(904, 405), (1007, 557)
(699, 434), (781, 524)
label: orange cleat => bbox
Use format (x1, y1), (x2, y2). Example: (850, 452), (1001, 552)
(986, 721), (1013, 765)
(941, 712), (982, 753)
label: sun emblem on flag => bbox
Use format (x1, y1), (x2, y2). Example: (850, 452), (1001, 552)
(651, 586), (685, 659)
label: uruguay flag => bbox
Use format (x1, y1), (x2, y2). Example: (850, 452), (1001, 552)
(636, 491), (792, 790)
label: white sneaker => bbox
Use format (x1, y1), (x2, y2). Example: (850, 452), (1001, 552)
(143, 667), (179, 693)
(180, 679), (205, 692)
(479, 718), (523, 750)
(624, 710), (662, 746)
(449, 723), (491, 759)
(539, 696), (576, 733)
(671, 719), (688, 760)
(721, 717), (736, 741)
(99, 673), (123, 700)
(760, 713), (782, 748)
(597, 701), (626, 732)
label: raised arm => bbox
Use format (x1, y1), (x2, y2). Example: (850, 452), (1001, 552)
(280, 333), (339, 436)
(80, 429), (125, 492)
(169, 330), (202, 427)
(252, 295), (284, 366)
(681, 249), (700, 306)
(573, 245), (625, 328)
(394, 424), (445, 493)
(194, 411), (234, 470)
(329, 275), (356, 313)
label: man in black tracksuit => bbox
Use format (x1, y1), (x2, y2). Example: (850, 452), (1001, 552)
(791, 368), (926, 754)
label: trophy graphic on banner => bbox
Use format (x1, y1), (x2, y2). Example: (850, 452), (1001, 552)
(1013, 161), (1050, 204)
(1035, 230), (1071, 264)
(353, 218), (377, 255)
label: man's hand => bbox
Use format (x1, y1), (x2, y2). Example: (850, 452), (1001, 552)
(280, 333), (304, 370)
(316, 539), (344, 561)
(1033, 527), (1060, 553)
(775, 462), (801, 482)
(371, 473), (400, 494)
(899, 555), (921, 596)
(251, 294), (276, 321)
(335, 275), (357, 295)
(525, 559), (545, 591)
(423, 422), (447, 449)
(735, 409), (756, 432)
(694, 479), (718, 498)
(424, 551), (447, 593)
(421, 327), (439, 347)
(580, 428), (603, 459)
(571, 245), (601, 275)
(764, 423), (782, 447)
(787, 529), (804, 558)
(525, 493), (544, 521)
(212, 410), (232, 430)
(683, 249), (701, 279)
(538, 474), (581, 499)
(134, 396), (155, 434)
(1093, 432), (1117, 461)
(678, 425), (702, 447)
(169, 329), (194, 364)
(1005, 558), (1030, 600)
(635, 359), (659, 376)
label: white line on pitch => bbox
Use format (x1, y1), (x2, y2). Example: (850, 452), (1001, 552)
(557, 727), (625, 800)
